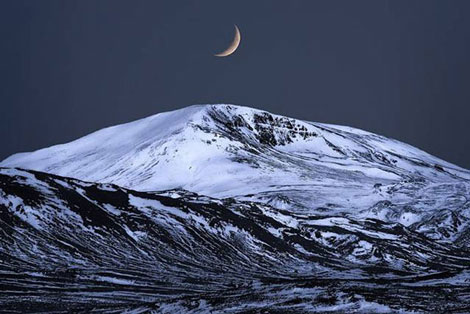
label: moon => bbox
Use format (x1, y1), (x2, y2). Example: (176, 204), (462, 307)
(214, 25), (241, 57)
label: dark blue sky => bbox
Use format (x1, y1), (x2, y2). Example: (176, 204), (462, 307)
(1, 0), (469, 168)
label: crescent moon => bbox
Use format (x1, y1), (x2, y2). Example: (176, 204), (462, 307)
(214, 25), (241, 57)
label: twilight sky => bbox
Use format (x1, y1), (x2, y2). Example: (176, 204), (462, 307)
(1, 0), (469, 168)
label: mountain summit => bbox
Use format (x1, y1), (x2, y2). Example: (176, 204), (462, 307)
(4, 105), (468, 188)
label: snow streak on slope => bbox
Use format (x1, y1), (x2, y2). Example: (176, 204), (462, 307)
(1, 168), (470, 312)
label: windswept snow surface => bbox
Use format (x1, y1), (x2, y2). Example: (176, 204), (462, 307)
(1, 104), (470, 312)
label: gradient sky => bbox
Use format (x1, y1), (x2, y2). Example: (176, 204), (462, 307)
(1, 0), (469, 168)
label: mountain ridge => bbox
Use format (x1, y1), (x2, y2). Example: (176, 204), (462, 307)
(3, 104), (468, 180)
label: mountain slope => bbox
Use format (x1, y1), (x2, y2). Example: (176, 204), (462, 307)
(1, 168), (470, 312)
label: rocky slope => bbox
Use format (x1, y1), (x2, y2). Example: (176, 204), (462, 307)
(1, 168), (470, 312)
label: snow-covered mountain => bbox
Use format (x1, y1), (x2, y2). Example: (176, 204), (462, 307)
(2, 104), (470, 238)
(4, 105), (468, 191)
(1, 104), (470, 312)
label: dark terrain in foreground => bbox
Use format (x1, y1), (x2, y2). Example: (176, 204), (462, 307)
(1, 168), (470, 313)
